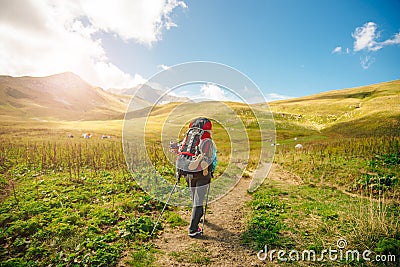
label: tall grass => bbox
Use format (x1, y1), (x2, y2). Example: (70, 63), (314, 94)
(274, 136), (400, 197)
(0, 137), (176, 266)
(350, 192), (400, 259)
(241, 135), (400, 266)
(0, 139), (126, 181)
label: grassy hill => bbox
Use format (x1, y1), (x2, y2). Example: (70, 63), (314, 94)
(0, 79), (399, 266)
(0, 72), (130, 121)
(0, 73), (195, 123)
(1, 72), (398, 140)
(269, 80), (400, 139)
(122, 79), (400, 142)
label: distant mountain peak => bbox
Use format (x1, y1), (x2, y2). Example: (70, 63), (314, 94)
(50, 71), (81, 78)
(33, 72), (94, 91)
(108, 84), (192, 104)
(0, 73), (126, 121)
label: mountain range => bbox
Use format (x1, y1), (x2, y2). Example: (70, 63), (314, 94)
(0, 72), (399, 138)
(0, 72), (188, 121)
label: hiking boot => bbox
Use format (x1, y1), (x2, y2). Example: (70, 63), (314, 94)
(188, 227), (202, 237)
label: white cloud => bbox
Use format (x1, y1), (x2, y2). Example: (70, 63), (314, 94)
(200, 83), (227, 101)
(352, 22), (400, 52)
(360, 55), (375, 70)
(93, 63), (147, 89)
(0, 0), (186, 89)
(381, 32), (400, 46)
(80, 0), (187, 45)
(332, 46), (342, 54)
(332, 46), (351, 54)
(335, 21), (400, 69)
(157, 64), (171, 70)
(265, 93), (293, 102)
(352, 22), (380, 51)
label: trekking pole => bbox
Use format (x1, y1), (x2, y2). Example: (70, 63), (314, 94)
(150, 175), (179, 238)
(201, 182), (211, 234)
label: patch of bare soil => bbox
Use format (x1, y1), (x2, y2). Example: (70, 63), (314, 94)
(267, 164), (303, 185)
(153, 175), (260, 266)
(151, 164), (294, 266)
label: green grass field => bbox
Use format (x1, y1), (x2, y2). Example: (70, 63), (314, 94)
(1, 80), (399, 266)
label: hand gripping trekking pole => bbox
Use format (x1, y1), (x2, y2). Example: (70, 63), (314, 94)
(150, 173), (179, 238)
(201, 182), (211, 234)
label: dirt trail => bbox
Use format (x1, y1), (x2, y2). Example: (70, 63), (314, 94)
(152, 165), (291, 266)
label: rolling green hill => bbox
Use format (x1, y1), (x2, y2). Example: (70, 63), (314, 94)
(269, 80), (400, 139)
(123, 79), (400, 142)
(1, 73), (399, 141)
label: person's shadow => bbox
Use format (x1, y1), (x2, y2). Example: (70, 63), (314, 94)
(198, 220), (251, 250)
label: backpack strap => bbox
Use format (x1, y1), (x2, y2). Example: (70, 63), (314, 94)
(177, 127), (204, 157)
(178, 151), (195, 157)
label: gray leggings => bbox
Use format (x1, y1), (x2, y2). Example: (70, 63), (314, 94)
(186, 173), (211, 232)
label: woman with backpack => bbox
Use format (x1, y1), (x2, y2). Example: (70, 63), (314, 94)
(171, 117), (217, 237)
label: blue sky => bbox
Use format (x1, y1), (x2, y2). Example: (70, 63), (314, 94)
(1, 0), (400, 100)
(102, 0), (400, 98)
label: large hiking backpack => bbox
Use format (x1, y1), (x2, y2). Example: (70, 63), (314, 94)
(176, 117), (217, 175)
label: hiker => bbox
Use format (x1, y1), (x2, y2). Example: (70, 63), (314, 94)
(170, 117), (217, 237)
